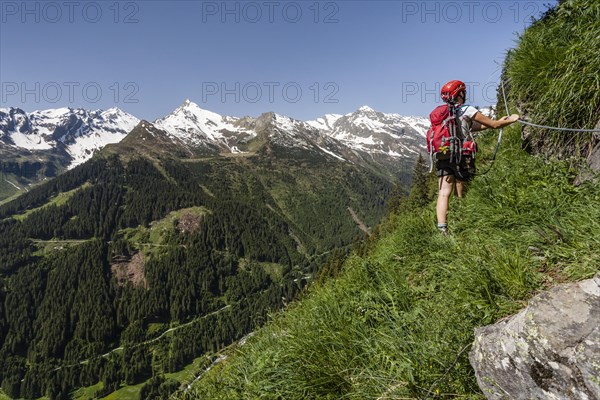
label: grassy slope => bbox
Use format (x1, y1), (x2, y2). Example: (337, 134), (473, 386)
(503, 0), (600, 156)
(186, 125), (600, 399)
(120, 206), (210, 249)
(0, 174), (25, 204)
(186, 3), (600, 397)
(11, 182), (91, 221)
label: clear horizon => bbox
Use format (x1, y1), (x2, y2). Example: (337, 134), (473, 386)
(1, 1), (556, 121)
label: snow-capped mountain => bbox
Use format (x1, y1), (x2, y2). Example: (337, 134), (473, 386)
(0, 102), (436, 199)
(0, 107), (139, 167)
(152, 102), (429, 162)
(153, 100), (256, 153)
(240, 111), (353, 162)
(0, 102), (432, 181)
(308, 105), (429, 158)
(152, 101), (366, 162)
(478, 106), (496, 118)
(142, 105), (352, 163)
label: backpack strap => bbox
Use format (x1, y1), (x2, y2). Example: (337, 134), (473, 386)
(429, 134), (434, 173)
(447, 103), (463, 165)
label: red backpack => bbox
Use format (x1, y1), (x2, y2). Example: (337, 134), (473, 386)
(426, 104), (476, 165)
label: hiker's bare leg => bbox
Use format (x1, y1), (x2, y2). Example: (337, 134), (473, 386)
(436, 175), (455, 224)
(455, 179), (465, 198)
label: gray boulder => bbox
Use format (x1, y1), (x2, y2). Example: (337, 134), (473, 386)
(469, 273), (600, 399)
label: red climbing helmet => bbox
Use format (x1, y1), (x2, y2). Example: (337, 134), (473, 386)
(441, 80), (466, 103)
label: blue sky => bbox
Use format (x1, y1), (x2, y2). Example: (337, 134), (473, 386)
(0, 0), (556, 121)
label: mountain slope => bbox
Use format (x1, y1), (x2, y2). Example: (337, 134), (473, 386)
(187, 122), (600, 400)
(103, 120), (198, 160)
(186, 2), (600, 398)
(502, 0), (600, 160)
(308, 105), (428, 158)
(0, 107), (139, 202)
(0, 104), (426, 399)
(0, 107), (139, 166)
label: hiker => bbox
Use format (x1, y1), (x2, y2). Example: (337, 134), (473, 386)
(429, 80), (519, 235)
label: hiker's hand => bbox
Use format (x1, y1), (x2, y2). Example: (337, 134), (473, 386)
(503, 114), (519, 123)
(474, 111), (519, 130)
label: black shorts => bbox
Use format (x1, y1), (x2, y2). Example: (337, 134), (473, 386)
(435, 156), (476, 181)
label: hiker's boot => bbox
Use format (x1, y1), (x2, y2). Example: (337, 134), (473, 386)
(437, 224), (448, 236)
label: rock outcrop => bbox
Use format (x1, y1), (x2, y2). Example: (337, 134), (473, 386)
(574, 119), (600, 185)
(469, 273), (600, 400)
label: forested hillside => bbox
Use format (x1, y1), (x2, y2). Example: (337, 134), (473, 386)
(0, 120), (394, 399)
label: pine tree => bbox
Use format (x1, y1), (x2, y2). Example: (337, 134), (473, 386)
(386, 182), (406, 214)
(408, 153), (431, 208)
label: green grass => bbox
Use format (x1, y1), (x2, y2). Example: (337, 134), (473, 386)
(238, 258), (285, 282)
(72, 355), (212, 400)
(120, 206), (210, 251)
(72, 380), (140, 400)
(0, 178), (23, 205)
(164, 355), (212, 389)
(72, 382), (104, 400)
(504, 0), (600, 156)
(12, 182), (91, 221)
(185, 123), (600, 399)
(100, 382), (145, 400)
(32, 239), (90, 256)
(147, 322), (169, 337)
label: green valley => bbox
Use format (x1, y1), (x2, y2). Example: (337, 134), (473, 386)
(0, 118), (396, 399)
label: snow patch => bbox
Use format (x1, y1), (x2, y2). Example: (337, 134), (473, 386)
(317, 145), (346, 161)
(306, 113), (343, 131)
(10, 131), (53, 150)
(5, 180), (21, 190)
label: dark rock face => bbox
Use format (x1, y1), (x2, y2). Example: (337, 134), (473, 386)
(574, 120), (600, 185)
(469, 274), (600, 400)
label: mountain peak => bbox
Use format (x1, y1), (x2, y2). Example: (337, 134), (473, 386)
(171, 99), (220, 119)
(123, 120), (172, 143)
(104, 106), (125, 114)
(181, 99), (194, 108)
(358, 105), (375, 112)
(154, 101), (258, 153)
(105, 120), (196, 159)
(307, 106), (430, 158)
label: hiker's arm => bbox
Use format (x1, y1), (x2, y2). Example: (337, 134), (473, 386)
(471, 120), (487, 132)
(473, 112), (519, 129)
